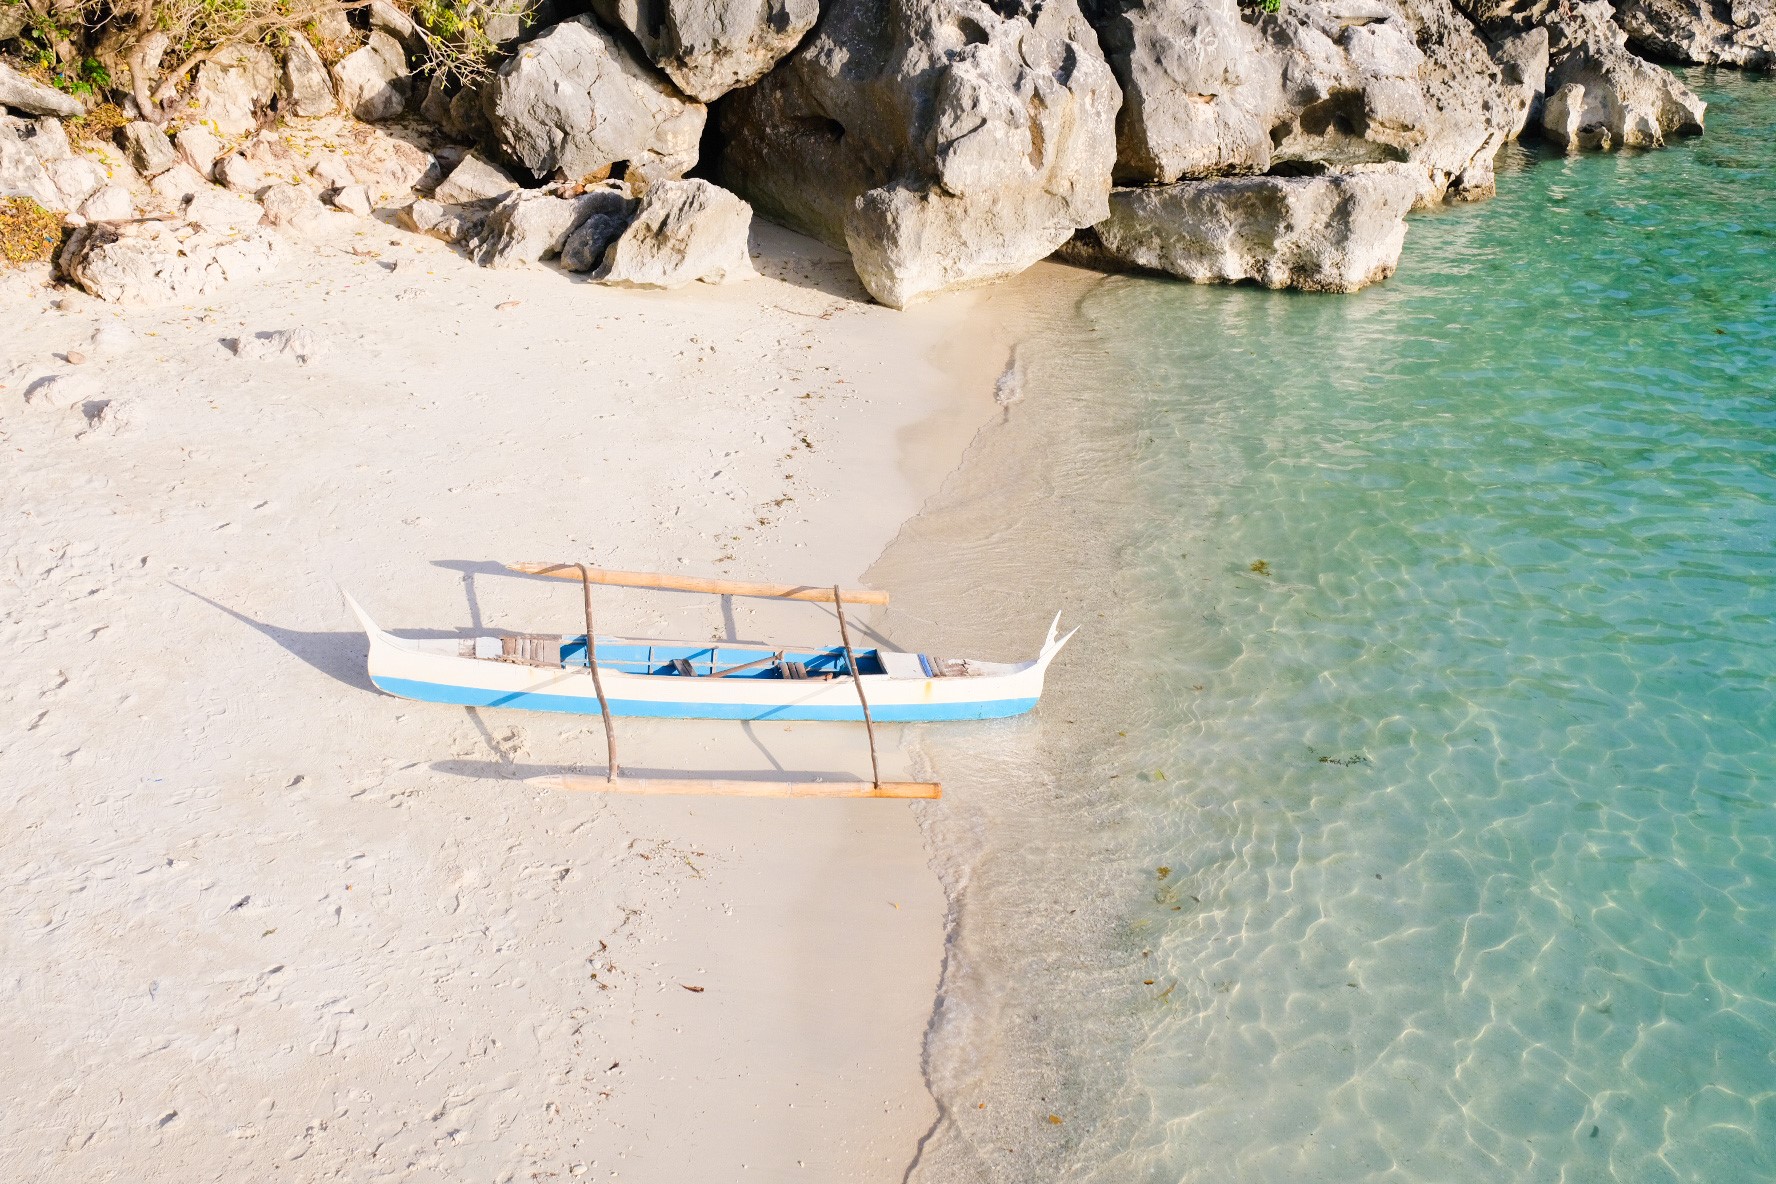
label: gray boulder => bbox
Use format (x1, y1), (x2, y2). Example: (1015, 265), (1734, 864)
(188, 45), (280, 135)
(589, 0), (819, 101)
(0, 62), (84, 118)
(280, 33), (339, 117)
(559, 185), (641, 271)
(1615, 0), (1773, 67)
(433, 151), (520, 203)
(595, 177), (754, 287)
(118, 121), (179, 178)
(1065, 167), (1422, 292)
(47, 156), (109, 208)
(259, 183), (333, 234)
(482, 17), (705, 184)
(713, 0), (1121, 307)
(175, 125), (224, 179)
(1, 115), (67, 208)
(333, 31), (411, 121)
(470, 188), (602, 267)
(58, 220), (282, 304)
(400, 197), (494, 243)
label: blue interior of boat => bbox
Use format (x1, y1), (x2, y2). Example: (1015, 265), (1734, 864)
(558, 638), (884, 678)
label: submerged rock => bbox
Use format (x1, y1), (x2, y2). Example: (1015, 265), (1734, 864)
(1066, 167), (1422, 292)
(588, 0), (819, 101)
(713, 0), (1120, 307)
(481, 17), (705, 184)
(595, 178), (753, 288)
(58, 220), (283, 304)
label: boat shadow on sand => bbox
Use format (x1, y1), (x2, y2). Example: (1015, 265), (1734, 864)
(175, 583), (482, 696)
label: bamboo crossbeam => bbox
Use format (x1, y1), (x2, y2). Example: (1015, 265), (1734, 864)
(529, 775), (941, 799)
(833, 585), (883, 790)
(507, 562), (889, 605)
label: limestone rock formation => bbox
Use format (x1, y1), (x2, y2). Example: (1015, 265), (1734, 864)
(1, 115), (67, 209)
(595, 178), (754, 287)
(333, 31), (411, 122)
(1492, 27), (1550, 135)
(401, 198), (494, 243)
(1614, 0), (1773, 67)
(188, 45), (280, 135)
(280, 33), (339, 117)
(176, 125), (224, 179)
(1065, 166), (1422, 291)
(0, 62), (84, 118)
(713, 0), (1121, 307)
(588, 0), (820, 100)
(481, 17), (705, 184)
(1085, 0), (1523, 203)
(58, 220), (283, 304)
(119, 121), (179, 178)
(1455, 0), (1705, 147)
(1542, 11), (1706, 147)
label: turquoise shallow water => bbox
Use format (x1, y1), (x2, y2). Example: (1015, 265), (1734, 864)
(893, 70), (1776, 1184)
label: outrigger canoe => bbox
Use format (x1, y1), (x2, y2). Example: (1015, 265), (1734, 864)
(345, 591), (1074, 724)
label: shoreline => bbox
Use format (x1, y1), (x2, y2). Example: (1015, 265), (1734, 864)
(2, 221), (1022, 1180)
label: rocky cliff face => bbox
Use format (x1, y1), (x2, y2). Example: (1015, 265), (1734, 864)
(1, 0), (1748, 308)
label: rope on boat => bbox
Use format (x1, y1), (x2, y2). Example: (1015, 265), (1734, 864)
(580, 563), (620, 783)
(833, 584), (882, 789)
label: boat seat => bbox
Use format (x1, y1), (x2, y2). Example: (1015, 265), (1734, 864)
(671, 658), (696, 677)
(782, 660), (809, 680)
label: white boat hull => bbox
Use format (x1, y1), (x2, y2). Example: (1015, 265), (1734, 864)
(347, 596), (1072, 723)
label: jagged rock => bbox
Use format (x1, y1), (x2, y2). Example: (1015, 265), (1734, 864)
(470, 188), (607, 267)
(216, 153), (264, 193)
(482, 17), (705, 184)
(79, 185), (133, 222)
(432, 150), (519, 203)
(446, 85), (494, 143)
(189, 45), (280, 135)
(330, 183), (374, 215)
(400, 197), (493, 243)
(259, 182), (331, 233)
(58, 220), (282, 304)
(595, 177), (753, 288)
(280, 33), (338, 117)
(589, 0), (819, 101)
(0, 62), (84, 118)
(1087, 0), (1519, 203)
(420, 75), (454, 127)
(714, 0), (1120, 307)
(47, 156), (108, 208)
(1615, 0), (1773, 66)
(118, 121), (178, 178)
(1065, 167), (1422, 292)
(1492, 27), (1550, 135)
(1543, 19), (1706, 147)
(175, 125), (223, 179)
(333, 31), (410, 121)
(559, 184), (640, 271)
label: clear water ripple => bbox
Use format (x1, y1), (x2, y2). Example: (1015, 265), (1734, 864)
(895, 70), (1776, 1184)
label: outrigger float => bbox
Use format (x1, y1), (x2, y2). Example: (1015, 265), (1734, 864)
(349, 562), (1075, 800)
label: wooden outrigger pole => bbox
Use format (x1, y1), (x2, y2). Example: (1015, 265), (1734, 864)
(516, 561), (939, 800)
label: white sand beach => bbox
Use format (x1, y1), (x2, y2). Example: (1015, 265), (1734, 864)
(1, 220), (1048, 1180)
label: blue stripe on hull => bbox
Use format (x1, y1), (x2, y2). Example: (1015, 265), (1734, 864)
(372, 676), (1037, 722)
